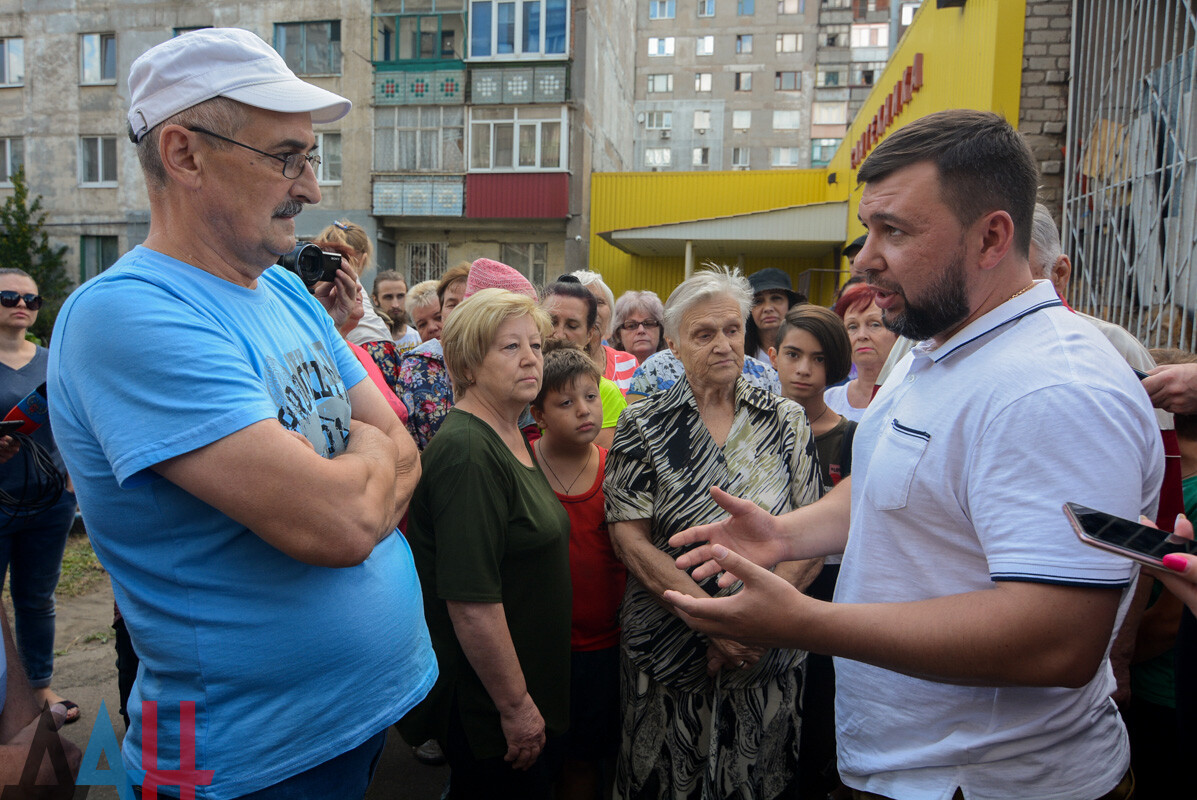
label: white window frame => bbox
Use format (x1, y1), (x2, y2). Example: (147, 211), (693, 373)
(812, 100), (848, 125)
(776, 33), (801, 53)
(647, 74), (674, 93)
(695, 72), (712, 92)
(698, 0), (716, 16)
(778, 0), (803, 14)
(732, 110), (752, 131)
(468, 0), (569, 60)
(645, 110), (673, 130)
(315, 132), (342, 184)
(734, 71), (752, 91)
(0, 138), (23, 186)
(695, 36), (714, 56)
(374, 106), (466, 173)
(644, 147), (672, 168)
(736, 35), (753, 54)
(773, 109), (801, 129)
(79, 135), (117, 186)
(692, 147), (709, 167)
(732, 147), (750, 169)
(469, 105), (567, 172)
(693, 110), (711, 130)
(851, 23), (889, 48)
(648, 37), (675, 57)
(80, 33), (116, 85)
(0, 38), (24, 87)
(771, 146), (801, 166)
(811, 137), (839, 165)
(649, 0), (676, 20)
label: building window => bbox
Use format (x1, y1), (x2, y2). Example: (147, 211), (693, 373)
(734, 72), (752, 91)
(850, 61), (887, 87)
(693, 110), (711, 130)
(470, 105), (566, 171)
(375, 106), (466, 172)
(816, 67), (844, 87)
(737, 0), (755, 14)
(80, 235), (120, 283)
(776, 33), (801, 53)
(79, 136), (117, 186)
(80, 33), (116, 84)
(732, 147), (750, 169)
(732, 110), (751, 131)
(822, 0), (851, 7)
(819, 25), (848, 48)
(812, 101), (847, 125)
(696, 36), (714, 56)
(314, 132), (342, 183)
(811, 137), (839, 166)
(695, 72), (712, 92)
(771, 147), (801, 166)
(698, 0), (715, 16)
(692, 147), (709, 167)
(470, 0), (568, 58)
(644, 147), (672, 168)
(501, 242), (548, 286)
(645, 111), (673, 130)
(406, 243), (449, 284)
(374, 15), (461, 63)
(773, 109), (801, 129)
(0, 138), (23, 185)
(776, 71), (801, 91)
(0, 38), (24, 86)
(275, 21), (341, 75)
(647, 74), (674, 93)
(778, 0), (804, 13)
(851, 23), (889, 48)
(736, 35), (753, 54)
(648, 37), (675, 56)
(649, 0), (676, 20)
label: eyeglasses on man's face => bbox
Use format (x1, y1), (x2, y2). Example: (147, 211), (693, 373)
(187, 127), (321, 180)
(0, 292), (42, 310)
(620, 319), (661, 332)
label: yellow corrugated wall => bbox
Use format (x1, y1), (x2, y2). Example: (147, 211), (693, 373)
(589, 170), (832, 301)
(589, 0), (1028, 301)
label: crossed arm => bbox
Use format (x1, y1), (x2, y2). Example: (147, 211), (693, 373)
(153, 377), (419, 567)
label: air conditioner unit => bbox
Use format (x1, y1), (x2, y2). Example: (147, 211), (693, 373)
(660, 129), (671, 139)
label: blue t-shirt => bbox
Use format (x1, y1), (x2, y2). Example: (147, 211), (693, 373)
(47, 247), (437, 799)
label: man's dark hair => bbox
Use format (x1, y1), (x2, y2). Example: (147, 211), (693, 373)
(543, 280), (598, 331)
(857, 110), (1039, 257)
(533, 340), (602, 409)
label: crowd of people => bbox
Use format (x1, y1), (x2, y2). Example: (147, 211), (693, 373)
(3, 25), (1197, 800)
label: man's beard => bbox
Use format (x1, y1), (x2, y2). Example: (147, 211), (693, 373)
(390, 307), (408, 327)
(871, 253), (970, 341)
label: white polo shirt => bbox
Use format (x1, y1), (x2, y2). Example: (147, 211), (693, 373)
(835, 280), (1163, 800)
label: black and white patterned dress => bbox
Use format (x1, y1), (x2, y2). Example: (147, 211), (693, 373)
(605, 377), (823, 800)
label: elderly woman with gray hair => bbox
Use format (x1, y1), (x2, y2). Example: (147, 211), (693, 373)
(605, 267), (823, 800)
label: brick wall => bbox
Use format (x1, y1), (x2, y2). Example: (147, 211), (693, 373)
(1018, 0), (1071, 221)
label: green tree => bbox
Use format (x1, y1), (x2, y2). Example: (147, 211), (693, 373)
(0, 168), (68, 343)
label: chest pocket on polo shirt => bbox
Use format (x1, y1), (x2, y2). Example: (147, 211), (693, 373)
(867, 419), (931, 511)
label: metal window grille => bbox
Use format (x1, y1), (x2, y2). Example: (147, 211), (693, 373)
(1064, 0), (1197, 350)
(406, 243), (448, 284)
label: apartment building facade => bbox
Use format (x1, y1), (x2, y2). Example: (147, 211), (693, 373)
(0, 0), (634, 287)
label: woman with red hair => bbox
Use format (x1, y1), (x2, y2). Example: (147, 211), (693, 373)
(826, 283), (898, 421)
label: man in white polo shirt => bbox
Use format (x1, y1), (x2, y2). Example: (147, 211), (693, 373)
(665, 110), (1160, 800)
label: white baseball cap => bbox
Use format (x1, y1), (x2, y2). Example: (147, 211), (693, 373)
(127, 27), (351, 142)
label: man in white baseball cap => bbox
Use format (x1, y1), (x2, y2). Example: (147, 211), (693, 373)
(48, 28), (436, 800)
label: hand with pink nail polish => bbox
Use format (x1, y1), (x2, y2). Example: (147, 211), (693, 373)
(1145, 514), (1197, 616)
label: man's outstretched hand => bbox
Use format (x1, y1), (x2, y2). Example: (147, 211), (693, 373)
(664, 544), (811, 650)
(669, 486), (789, 585)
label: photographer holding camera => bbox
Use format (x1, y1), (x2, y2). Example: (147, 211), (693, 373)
(47, 28), (435, 800)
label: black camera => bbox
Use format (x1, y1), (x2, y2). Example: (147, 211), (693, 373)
(277, 243), (342, 288)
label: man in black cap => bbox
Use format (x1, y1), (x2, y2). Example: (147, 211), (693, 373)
(746, 268), (805, 362)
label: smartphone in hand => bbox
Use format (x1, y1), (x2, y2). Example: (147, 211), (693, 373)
(1064, 502), (1197, 568)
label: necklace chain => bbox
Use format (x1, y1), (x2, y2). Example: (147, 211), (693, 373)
(1009, 281), (1037, 300)
(537, 441), (593, 495)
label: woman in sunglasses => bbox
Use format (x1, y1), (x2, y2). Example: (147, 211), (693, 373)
(0, 268), (80, 724)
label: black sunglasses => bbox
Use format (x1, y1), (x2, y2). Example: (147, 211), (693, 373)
(0, 291), (42, 310)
